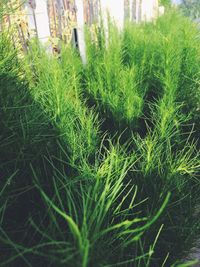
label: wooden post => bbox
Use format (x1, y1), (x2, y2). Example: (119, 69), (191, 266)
(140, 0), (159, 21)
(51, 0), (57, 36)
(129, 0), (133, 21)
(74, 0), (87, 64)
(137, 0), (142, 22)
(57, 0), (64, 39)
(33, 0), (51, 44)
(100, 0), (124, 30)
(25, 0), (38, 38)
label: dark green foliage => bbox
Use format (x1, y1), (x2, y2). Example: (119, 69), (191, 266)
(0, 10), (200, 267)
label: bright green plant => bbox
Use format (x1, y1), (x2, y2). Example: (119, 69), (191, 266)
(84, 23), (145, 129)
(25, 42), (99, 167)
(1, 8), (200, 267)
(7, 143), (168, 267)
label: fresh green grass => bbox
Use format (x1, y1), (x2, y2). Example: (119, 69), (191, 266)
(27, 143), (170, 267)
(83, 10), (200, 265)
(84, 23), (145, 130)
(25, 42), (99, 168)
(0, 9), (200, 267)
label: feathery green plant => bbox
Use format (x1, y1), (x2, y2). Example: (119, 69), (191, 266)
(1, 8), (200, 267)
(84, 23), (145, 129)
(17, 143), (169, 267)
(25, 42), (99, 168)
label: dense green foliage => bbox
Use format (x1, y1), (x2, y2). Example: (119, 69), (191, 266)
(0, 10), (200, 267)
(159, 0), (171, 7)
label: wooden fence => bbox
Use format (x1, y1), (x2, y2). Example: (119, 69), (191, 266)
(1, 0), (164, 61)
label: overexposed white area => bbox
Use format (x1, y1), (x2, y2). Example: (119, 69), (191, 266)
(100, 0), (124, 30)
(23, 0), (162, 62)
(100, 0), (124, 48)
(141, 0), (159, 21)
(75, 0), (125, 63)
(24, 2), (35, 32)
(159, 6), (165, 16)
(27, 0), (50, 43)
(75, 0), (87, 64)
(135, 0), (140, 22)
(129, 0), (133, 21)
(129, 0), (138, 22)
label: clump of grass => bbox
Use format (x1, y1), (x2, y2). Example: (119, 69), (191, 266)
(1, 8), (200, 267)
(82, 10), (200, 265)
(84, 11), (200, 137)
(84, 23), (145, 129)
(25, 42), (99, 168)
(0, 34), (58, 176)
(0, 142), (168, 267)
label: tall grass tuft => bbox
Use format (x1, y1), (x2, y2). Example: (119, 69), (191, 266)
(22, 142), (169, 267)
(25, 42), (99, 168)
(84, 23), (145, 130)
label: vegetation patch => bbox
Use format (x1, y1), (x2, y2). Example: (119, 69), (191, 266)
(0, 9), (200, 267)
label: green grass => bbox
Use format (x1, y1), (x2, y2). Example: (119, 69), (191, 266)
(0, 9), (200, 267)
(84, 23), (145, 130)
(83, 10), (200, 265)
(25, 42), (99, 168)
(27, 143), (170, 267)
